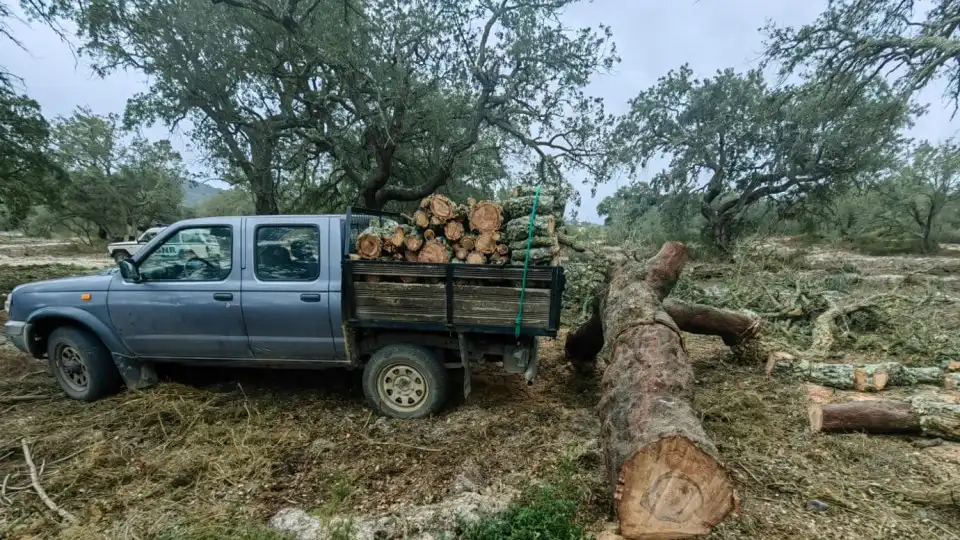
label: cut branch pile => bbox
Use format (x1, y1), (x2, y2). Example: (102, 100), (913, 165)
(351, 189), (569, 267)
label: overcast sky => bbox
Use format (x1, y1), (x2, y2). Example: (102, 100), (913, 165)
(5, 0), (958, 223)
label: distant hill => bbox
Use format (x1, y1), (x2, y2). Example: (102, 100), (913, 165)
(184, 180), (222, 207)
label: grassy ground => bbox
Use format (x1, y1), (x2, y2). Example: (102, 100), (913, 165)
(1, 245), (959, 539)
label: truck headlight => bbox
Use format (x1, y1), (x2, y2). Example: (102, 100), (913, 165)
(4, 293), (11, 313)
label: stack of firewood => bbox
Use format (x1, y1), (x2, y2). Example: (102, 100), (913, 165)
(352, 187), (568, 266)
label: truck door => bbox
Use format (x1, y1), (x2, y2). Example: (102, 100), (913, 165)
(240, 218), (340, 361)
(107, 219), (251, 359)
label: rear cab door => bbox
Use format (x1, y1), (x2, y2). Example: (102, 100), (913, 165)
(240, 216), (341, 362)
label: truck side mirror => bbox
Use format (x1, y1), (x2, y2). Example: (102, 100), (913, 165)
(118, 259), (143, 283)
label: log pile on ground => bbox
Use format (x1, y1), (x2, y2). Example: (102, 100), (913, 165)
(351, 189), (571, 266)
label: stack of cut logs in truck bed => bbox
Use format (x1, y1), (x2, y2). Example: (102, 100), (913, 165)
(351, 187), (566, 267)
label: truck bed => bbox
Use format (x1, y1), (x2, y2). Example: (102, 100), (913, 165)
(341, 209), (565, 337)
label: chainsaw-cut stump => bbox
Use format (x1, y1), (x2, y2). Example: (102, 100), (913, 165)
(469, 201), (503, 233)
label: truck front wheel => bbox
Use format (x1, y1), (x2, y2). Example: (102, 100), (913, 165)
(362, 344), (448, 419)
(47, 327), (121, 401)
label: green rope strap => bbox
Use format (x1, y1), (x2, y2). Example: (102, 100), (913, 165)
(515, 186), (541, 337)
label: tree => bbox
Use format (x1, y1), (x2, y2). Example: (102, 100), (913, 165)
(0, 86), (65, 224)
(53, 0), (616, 214)
(877, 140), (960, 252)
(50, 109), (186, 241)
(607, 65), (916, 251)
(195, 187), (255, 217)
(765, 0), (960, 112)
(0, 1), (68, 223)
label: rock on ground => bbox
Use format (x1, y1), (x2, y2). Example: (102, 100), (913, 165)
(270, 487), (517, 540)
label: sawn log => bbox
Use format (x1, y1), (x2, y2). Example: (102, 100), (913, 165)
(597, 243), (738, 539)
(809, 398), (960, 441)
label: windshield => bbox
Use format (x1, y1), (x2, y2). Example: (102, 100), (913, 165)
(139, 231), (159, 242)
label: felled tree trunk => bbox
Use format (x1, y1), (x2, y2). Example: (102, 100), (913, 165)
(565, 296), (763, 371)
(662, 300), (761, 346)
(767, 358), (949, 391)
(597, 242), (737, 539)
(809, 399), (960, 441)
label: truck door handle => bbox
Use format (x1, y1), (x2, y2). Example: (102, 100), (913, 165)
(300, 293), (322, 302)
(213, 293), (233, 301)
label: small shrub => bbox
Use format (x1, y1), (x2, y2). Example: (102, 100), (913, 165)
(461, 486), (589, 540)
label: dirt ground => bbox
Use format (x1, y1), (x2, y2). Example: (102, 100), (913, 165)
(0, 235), (959, 539)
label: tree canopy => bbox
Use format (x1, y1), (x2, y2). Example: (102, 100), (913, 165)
(765, 0), (960, 111)
(606, 65), (917, 250)
(46, 0), (617, 215)
(49, 109), (187, 240)
(0, 86), (66, 224)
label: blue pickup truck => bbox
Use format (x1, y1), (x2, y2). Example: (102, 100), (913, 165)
(4, 209), (564, 419)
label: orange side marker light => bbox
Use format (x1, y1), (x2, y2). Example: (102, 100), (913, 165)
(81, 293), (91, 301)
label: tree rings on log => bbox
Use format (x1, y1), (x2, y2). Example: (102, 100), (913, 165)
(444, 220), (465, 242)
(475, 231), (498, 255)
(413, 210), (430, 228)
(615, 437), (740, 539)
(418, 241), (449, 264)
(469, 201), (503, 233)
(427, 194), (457, 222)
(466, 252), (486, 264)
(357, 227), (383, 259)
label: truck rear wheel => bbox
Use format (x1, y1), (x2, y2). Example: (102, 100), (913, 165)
(362, 344), (448, 419)
(111, 250), (130, 263)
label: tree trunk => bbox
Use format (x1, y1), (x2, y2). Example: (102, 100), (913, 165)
(565, 298), (762, 370)
(767, 358), (947, 391)
(662, 300), (761, 346)
(809, 398), (960, 441)
(598, 243), (738, 539)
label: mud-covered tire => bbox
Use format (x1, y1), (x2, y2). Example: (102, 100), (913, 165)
(111, 250), (130, 263)
(47, 327), (121, 402)
(362, 344), (448, 419)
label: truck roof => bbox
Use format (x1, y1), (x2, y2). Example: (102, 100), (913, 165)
(173, 214), (346, 227)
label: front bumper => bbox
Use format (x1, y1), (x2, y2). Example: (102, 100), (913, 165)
(4, 320), (29, 353)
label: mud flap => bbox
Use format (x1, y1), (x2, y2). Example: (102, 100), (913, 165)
(112, 354), (158, 390)
(457, 333), (471, 399)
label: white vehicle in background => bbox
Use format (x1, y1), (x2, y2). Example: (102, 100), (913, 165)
(107, 226), (222, 263)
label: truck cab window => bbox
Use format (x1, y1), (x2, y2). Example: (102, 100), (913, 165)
(137, 226), (232, 281)
(255, 225), (320, 281)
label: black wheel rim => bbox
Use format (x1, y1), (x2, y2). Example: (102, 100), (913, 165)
(55, 344), (88, 392)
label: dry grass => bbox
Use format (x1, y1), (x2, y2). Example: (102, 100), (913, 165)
(0, 337), (605, 540)
(1, 243), (960, 539)
(689, 337), (960, 539)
